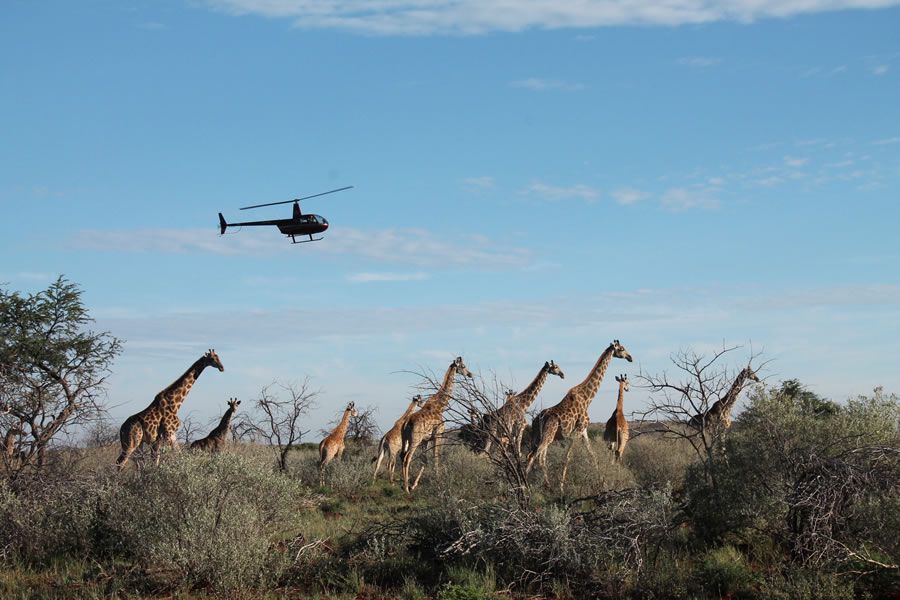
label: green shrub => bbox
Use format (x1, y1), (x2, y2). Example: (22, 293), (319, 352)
(695, 545), (756, 598)
(0, 472), (115, 565)
(102, 452), (305, 592)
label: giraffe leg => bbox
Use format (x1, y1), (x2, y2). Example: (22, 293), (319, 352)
(373, 441), (387, 482)
(432, 423), (444, 472)
(557, 438), (575, 491)
(116, 418), (143, 469)
(580, 429), (597, 461)
(402, 435), (423, 494)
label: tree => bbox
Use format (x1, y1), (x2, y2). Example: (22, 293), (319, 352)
(346, 404), (380, 446)
(245, 379), (318, 471)
(0, 277), (122, 478)
(635, 345), (763, 488)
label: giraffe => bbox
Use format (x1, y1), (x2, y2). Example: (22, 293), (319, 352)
(478, 361), (565, 456)
(190, 398), (240, 452)
(372, 394), (423, 483)
(603, 374), (630, 461)
(525, 340), (633, 487)
(400, 356), (473, 493)
(3, 424), (25, 470)
(689, 366), (760, 431)
(319, 402), (358, 483)
(116, 349), (225, 468)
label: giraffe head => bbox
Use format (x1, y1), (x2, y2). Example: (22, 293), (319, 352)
(346, 401), (358, 417)
(743, 366), (761, 383)
(504, 388), (516, 400)
(227, 397), (241, 411)
(615, 374), (630, 392)
(412, 394), (424, 407)
(545, 360), (565, 379)
(204, 349), (225, 372)
(454, 356), (474, 379)
(611, 340), (633, 362)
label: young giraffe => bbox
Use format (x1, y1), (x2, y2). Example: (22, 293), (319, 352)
(526, 340), (633, 487)
(400, 356), (473, 493)
(603, 374), (630, 462)
(478, 361), (565, 455)
(319, 402), (358, 483)
(116, 349), (225, 468)
(689, 366), (760, 431)
(372, 394), (423, 483)
(190, 398), (240, 452)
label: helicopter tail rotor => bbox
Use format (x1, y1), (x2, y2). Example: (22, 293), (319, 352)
(218, 213), (228, 235)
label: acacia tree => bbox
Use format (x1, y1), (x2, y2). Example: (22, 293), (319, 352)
(245, 379), (318, 471)
(634, 345), (763, 487)
(0, 277), (122, 478)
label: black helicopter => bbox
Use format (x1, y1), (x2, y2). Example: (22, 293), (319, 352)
(218, 186), (352, 244)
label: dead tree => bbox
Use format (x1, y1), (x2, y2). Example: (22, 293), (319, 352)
(634, 345), (764, 487)
(247, 379), (318, 471)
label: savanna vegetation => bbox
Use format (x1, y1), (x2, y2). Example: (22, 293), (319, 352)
(1, 279), (897, 599)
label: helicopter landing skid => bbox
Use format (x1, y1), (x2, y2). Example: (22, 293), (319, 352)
(289, 234), (323, 244)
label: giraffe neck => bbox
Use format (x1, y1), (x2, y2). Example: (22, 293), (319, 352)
(210, 406), (236, 438)
(512, 366), (550, 412)
(424, 363), (458, 411)
(576, 345), (615, 400)
(719, 370), (751, 412)
(615, 384), (626, 421)
(399, 399), (419, 421)
(160, 356), (209, 413)
(333, 409), (353, 438)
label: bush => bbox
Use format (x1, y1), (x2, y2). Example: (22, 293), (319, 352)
(102, 452), (305, 591)
(0, 472), (114, 565)
(694, 545), (756, 598)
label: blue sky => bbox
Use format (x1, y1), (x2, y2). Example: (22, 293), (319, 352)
(2, 0), (898, 434)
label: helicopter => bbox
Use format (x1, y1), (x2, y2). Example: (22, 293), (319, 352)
(218, 186), (352, 244)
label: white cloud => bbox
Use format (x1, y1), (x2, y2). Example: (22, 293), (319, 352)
(347, 272), (429, 282)
(462, 176), (495, 189)
(611, 187), (648, 205)
(873, 136), (900, 145)
(676, 56), (722, 68)
(510, 78), (585, 91)
(71, 226), (532, 269)
(870, 64), (890, 75)
(784, 155), (809, 167)
(200, 0), (900, 35)
(660, 187), (719, 211)
(524, 182), (600, 202)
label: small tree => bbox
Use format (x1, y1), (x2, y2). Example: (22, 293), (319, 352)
(246, 379), (318, 471)
(0, 277), (122, 478)
(346, 404), (380, 446)
(635, 345), (763, 488)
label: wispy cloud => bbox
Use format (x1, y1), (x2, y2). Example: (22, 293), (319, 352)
(611, 187), (648, 205)
(524, 182), (600, 202)
(510, 78), (585, 91)
(660, 187), (719, 211)
(873, 136), (900, 145)
(783, 155), (809, 168)
(200, 0), (900, 35)
(676, 56), (722, 68)
(70, 227), (533, 270)
(870, 64), (890, 76)
(347, 272), (429, 283)
(462, 176), (495, 190)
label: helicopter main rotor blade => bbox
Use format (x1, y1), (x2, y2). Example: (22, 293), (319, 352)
(239, 186), (354, 210)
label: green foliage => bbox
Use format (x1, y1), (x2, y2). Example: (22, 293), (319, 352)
(694, 545), (757, 599)
(102, 452), (305, 591)
(0, 277), (122, 475)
